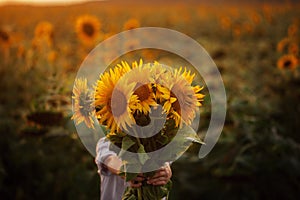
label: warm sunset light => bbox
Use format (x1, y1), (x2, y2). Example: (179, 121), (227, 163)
(0, 0), (95, 5)
(1, 0), (300, 199)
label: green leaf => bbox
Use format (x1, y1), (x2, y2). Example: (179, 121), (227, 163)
(159, 125), (204, 162)
(125, 172), (139, 182)
(119, 136), (136, 157)
(100, 125), (109, 136)
(122, 136), (136, 150)
(122, 187), (138, 200)
(156, 134), (169, 145)
(121, 180), (172, 200)
(119, 158), (142, 182)
(137, 144), (150, 165)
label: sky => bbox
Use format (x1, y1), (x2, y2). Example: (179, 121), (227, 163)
(0, 0), (96, 5)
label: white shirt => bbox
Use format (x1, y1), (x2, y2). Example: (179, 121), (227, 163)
(95, 137), (129, 200)
(95, 137), (167, 200)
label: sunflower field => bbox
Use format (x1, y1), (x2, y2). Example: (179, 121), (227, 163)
(1, 0), (300, 199)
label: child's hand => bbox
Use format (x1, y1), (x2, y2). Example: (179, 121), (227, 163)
(147, 163), (172, 186)
(129, 174), (145, 188)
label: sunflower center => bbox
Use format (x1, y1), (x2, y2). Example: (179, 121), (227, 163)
(171, 92), (181, 115)
(82, 23), (95, 37)
(110, 89), (127, 117)
(134, 83), (150, 102)
(283, 60), (292, 68)
(0, 30), (9, 42)
(79, 92), (93, 115)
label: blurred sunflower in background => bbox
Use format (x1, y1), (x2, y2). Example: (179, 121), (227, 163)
(34, 21), (53, 39)
(0, 28), (13, 64)
(0, 28), (11, 48)
(276, 22), (299, 73)
(32, 21), (54, 49)
(123, 18), (140, 30)
(75, 15), (101, 46)
(72, 78), (95, 129)
(277, 37), (290, 53)
(277, 54), (298, 70)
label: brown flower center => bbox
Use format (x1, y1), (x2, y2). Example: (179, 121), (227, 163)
(0, 30), (9, 42)
(82, 23), (95, 37)
(134, 83), (150, 102)
(171, 92), (181, 115)
(283, 60), (292, 68)
(79, 92), (93, 116)
(109, 89), (127, 117)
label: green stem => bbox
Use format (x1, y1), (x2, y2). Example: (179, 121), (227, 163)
(133, 126), (143, 200)
(137, 187), (142, 200)
(132, 127), (141, 145)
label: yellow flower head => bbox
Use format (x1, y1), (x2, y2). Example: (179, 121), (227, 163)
(93, 59), (205, 132)
(124, 62), (157, 114)
(72, 78), (95, 129)
(149, 62), (172, 102)
(75, 15), (101, 46)
(156, 65), (205, 127)
(94, 65), (137, 133)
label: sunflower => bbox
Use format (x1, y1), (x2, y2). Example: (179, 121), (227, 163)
(72, 78), (95, 129)
(34, 21), (53, 39)
(277, 54), (298, 70)
(117, 60), (133, 73)
(175, 67), (205, 106)
(94, 66), (138, 133)
(150, 61), (169, 82)
(277, 38), (290, 53)
(175, 67), (196, 84)
(156, 66), (204, 127)
(75, 15), (101, 46)
(219, 16), (231, 30)
(123, 18), (140, 30)
(0, 29), (10, 46)
(149, 61), (172, 103)
(131, 59), (143, 69)
(124, 62), (157, 114)
(33, 21), (54, 48)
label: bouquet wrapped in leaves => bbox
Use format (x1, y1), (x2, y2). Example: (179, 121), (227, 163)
(73, 60), (205, 200)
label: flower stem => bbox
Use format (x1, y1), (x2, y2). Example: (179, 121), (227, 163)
(137, 187), (142, 200)
(132, 126), (142, 146)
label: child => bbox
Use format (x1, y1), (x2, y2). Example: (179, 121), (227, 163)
(95, 137), (172, 200)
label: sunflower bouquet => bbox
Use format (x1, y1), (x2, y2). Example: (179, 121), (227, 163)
(72, 59), (205, 200)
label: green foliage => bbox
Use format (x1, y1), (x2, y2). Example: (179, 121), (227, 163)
(0, 120), (100, 200)
(122, 180), (172, 200)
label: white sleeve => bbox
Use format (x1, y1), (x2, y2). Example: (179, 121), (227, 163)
(95, 137), (117, 176)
